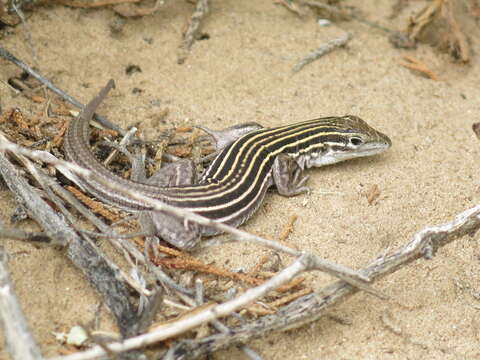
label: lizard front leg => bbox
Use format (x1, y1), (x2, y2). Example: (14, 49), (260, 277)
(272, 154), (310, 196)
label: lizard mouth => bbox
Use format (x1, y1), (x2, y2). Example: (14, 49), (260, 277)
(305, 141), (390, 168)
(355, 140), (391, 157)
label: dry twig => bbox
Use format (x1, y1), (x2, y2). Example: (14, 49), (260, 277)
(57, 0), (140, 8)
(0, 225), (51, 244)
(164, 204), (480, 359)
(278, 214), (298, 241)
(177, 0), (209, 64)
(366, 184), (380, 205)
(0, 247), (43, 360)
(103, 126), (137, 166)
(155, 245), (303, 293)
(400, 55), (439, 80)
(292, 32), (352, 73)
(67, 186), (123, 223)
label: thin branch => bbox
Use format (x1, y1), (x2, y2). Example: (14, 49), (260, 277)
(292, 32), (352, 73)
(11, 3), (37, 64)
(0, 247), (43, 360)
(163, 204), (480, 359)
(103, 126), (138, 166)
(50, 181), (115, 235)
(57, 0), (141, 8)
(0, 225), (52, 244)
(177, 0), (209, 64)
(49, 255), (312, 360)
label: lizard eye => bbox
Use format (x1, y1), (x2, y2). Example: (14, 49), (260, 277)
(349, 137), (363, 146)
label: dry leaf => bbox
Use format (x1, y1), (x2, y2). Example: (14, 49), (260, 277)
(366, 184), (381, 205)
(400, 55), (439, 81)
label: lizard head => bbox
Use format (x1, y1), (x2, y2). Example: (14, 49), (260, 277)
(304, 115), (391, 167)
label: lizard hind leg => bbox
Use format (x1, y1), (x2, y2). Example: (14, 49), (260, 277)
(139, 158), (202, 250)
(145, 159), (197, 187)
(140, 212), (201, 250)
(196, 122), (264, 151)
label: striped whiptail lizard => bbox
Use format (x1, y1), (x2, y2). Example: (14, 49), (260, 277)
(64, 80), (391, 250)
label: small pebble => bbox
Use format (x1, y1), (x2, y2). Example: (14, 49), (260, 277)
(66, 326), (88, 347)
(317, 19), (331, 26)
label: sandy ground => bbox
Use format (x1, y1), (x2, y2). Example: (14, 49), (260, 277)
(1, 1), (480, 359)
